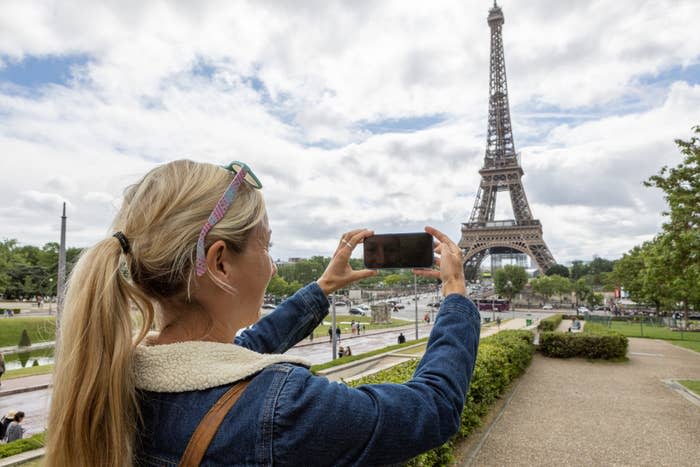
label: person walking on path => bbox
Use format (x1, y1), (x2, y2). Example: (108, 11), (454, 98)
(0, 352), (5, 387)
(5, 411), (25, 443)
(45, 160), (480, 466)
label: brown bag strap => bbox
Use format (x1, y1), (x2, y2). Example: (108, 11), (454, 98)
(179, 379), (251, 467)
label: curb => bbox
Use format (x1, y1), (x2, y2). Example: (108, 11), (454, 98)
(663, 379), (700, 408)
(0, 384), (51, 397)
(0, 448), (45, 467)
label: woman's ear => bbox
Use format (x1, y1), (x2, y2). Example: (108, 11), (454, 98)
(205, 240), (232, 277)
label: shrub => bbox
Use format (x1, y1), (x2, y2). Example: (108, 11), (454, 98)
(539, 323), (627, 359)
(538, 314), (562, 332)
(0, 432), (45, 459)
(18, 329), (32, 347)
(347, 329), (535, 465)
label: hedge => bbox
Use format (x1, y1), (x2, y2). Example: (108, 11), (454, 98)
(538, 314), (562, 332)
(539, 323), (628, 359)
(347, 330), (535, 466)
(0, 432), (45, 459)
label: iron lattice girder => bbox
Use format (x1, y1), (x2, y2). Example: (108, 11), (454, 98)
(459, 223), (556, 276)
(461, 2), (557, 279)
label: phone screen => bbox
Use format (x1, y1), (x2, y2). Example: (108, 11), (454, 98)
(363, 233), (434, 269)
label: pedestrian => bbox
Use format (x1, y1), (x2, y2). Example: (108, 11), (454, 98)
(44, 161), (480, 466)
(328, 327), (332, 342)
(5, 411), (25, 443)
(0, 352), (5, 387)
(0, 411), (14, 440)
(356, 323), (361, 335)
(362, 323), (366, 333)
(338, 346), (345, 359)
(335, 326), (341, 342)
(344, 346), (352, 357)
(350, 320), (356, 335)
(398, 332), (406, 344)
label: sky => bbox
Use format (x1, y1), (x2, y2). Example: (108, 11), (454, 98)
(0, 0), (699, 266)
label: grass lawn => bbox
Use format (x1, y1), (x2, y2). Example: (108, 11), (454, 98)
(671, 340), (700, 353)
(311, 337), (428, 373)
(0, 317), (56, 347)
(3, 364), (54, 380)
(311, 314), (413, 339)
(605, 321), (700, 342)
(678, 379), (700, 396)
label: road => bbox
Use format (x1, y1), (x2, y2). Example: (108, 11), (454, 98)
(1, 295), (544, 439)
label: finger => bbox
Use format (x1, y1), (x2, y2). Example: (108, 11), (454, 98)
(334, 229), (363, 254)
(425, 226), (457, 249)
(340, 229), (364, 245)
(348, 229), (373, 247)
(337, 229), (372, 259)
(349, 269), (379, 281)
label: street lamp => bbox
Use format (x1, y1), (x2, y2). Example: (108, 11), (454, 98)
(414, 275), (418, 340)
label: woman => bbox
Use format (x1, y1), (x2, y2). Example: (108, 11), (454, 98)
(5, 411), (25, 443)
(46, 160), (480, 466)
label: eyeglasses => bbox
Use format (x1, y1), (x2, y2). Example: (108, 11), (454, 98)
(195, 161), (262, 276)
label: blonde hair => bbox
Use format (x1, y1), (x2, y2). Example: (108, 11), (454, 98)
(46, 160), (266, 467)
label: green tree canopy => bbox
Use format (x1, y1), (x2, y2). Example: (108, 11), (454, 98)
(493, 265), (528, 301)
(546, 264), (569, 277)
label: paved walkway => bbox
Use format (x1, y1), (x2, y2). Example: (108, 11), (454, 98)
(461, 338), (700, 466)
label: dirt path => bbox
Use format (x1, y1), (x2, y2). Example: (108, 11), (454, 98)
(461, 338), (700, 466)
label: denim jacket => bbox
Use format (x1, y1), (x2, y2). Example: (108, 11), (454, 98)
(135, 282), (480, 466)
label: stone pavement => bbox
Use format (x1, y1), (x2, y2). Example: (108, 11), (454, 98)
(460, 338), (700, 466)
(0, 373), (52, 397)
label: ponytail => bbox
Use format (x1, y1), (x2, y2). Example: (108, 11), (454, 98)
(45, 159), (265, 466)
(46, 237), (154, 467)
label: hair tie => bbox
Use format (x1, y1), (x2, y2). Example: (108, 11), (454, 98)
(112, 232), (131, 254)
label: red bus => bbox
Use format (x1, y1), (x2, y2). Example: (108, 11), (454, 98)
(475, 299), (510, 312)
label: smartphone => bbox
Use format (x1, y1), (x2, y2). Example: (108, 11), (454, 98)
(363, 233), (434, 269)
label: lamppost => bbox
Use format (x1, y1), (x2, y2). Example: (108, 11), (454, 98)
(48, 278), (53, 313)
(331, 290), (337, 360)
(414, 275), (418, 340)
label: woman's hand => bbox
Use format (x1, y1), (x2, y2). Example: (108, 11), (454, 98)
(317, 229), (378, 295)
(412, 226), (466, 297)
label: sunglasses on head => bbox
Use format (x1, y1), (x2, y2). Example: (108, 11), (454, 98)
(195, 161), (262, 276)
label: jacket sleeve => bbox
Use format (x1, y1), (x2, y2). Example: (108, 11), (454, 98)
(234, 282), (329, 354)
(272, 294), (481, 466)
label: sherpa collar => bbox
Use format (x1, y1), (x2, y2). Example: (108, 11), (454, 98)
(133, 340), (310, 392)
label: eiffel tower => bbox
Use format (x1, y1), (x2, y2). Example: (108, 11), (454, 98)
(459, 1), (556, 280)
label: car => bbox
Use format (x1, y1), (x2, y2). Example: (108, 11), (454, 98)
(542, 304), (553, 310)
(334, 301), (347, 307)
(262, 303), (276, 310)
(427, 301), (442, 308)
(577, 306), (590, 314)
(349, 307), (366, 316)
(358, 305), (370, 311)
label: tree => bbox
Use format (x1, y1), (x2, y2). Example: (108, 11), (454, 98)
(549, 275), (572, 300)
(494, 265), (528, 301)
(588, 257), (614, 285)
(570, 261), (590, 280)
(531, 276), (556, 303)
(383, 274), (403, 287)
(573, 278), (593, 307)
(546, 264), (569, 277)
(644, 126), (700, 322)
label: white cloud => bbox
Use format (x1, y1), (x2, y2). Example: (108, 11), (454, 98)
(0, 0), (698, 267)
